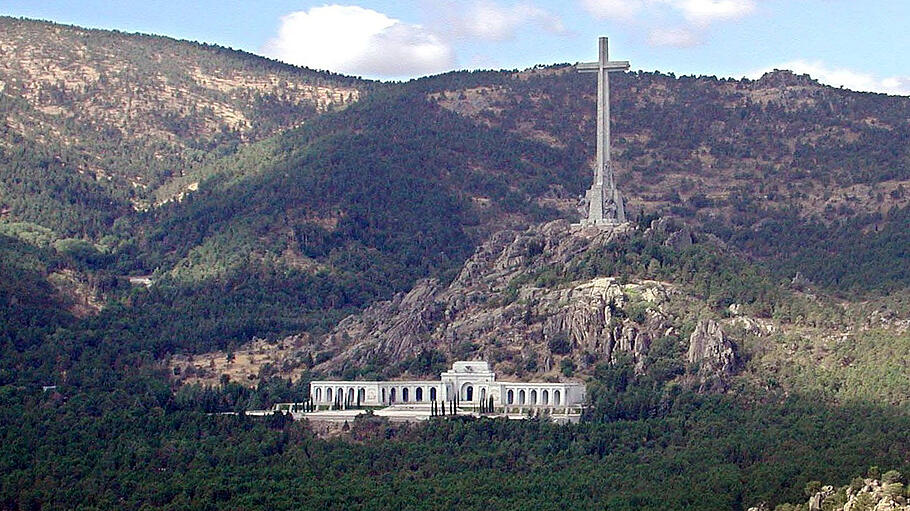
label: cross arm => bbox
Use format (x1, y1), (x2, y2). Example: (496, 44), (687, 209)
(576, 61), (630, 73)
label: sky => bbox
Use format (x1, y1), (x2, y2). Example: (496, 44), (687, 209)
(3, 0), (908, 95)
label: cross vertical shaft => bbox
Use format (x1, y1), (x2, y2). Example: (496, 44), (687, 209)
(597, 36), (609, 185)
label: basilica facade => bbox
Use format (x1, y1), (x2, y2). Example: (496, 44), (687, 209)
(309, 361), (586, 409)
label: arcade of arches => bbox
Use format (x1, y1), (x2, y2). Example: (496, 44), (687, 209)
(309, 361), (585, 409)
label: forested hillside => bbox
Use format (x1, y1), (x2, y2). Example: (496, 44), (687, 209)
(1, 17), (907, 385)
(0, 16), (366, 235)
(2, 18), (909, 362)
(419, 67), (910, 293)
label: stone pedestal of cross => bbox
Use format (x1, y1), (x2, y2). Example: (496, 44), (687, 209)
(575, 36), (629, 227)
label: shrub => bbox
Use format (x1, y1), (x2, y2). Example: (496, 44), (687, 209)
(883, 483), (904, 498)
(560, 358), (576, 377)
(548, 335), (572, 355)
(882, 470), (902, 484)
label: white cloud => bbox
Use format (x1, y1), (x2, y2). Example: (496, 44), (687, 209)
(748, 60), (910, 96)
(674, 0), (755, 25)
(262, 5), (454, 78)
(581, 0), (754, 23)
(580, 0), (755, 47)
(457, 1), (565, 41)
(580, 0), (644, 21)
(647, 27), (699, 47)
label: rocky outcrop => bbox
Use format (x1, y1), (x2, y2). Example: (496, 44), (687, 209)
(750, 475), (909, 511)
(321, 279), (445, 364)
(539, 277), (671, 363)
(687, 319), (740, 392)
(809, 486), (837, 511)
(170, 217), (754, 388)
(305, 220), (711, 382)
(841, 478), (908, 511)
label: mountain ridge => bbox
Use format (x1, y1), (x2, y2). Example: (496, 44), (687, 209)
(0, 16), (369, 228)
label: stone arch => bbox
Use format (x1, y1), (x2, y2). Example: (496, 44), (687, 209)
(403, 387), (409, 402)
(336, 387), (344, 403)
(315, 387), (322, 402)
(390, 387), (397, 403)
(430, 387), (437, 401)
(554, 389), (561, 405)
(518, 389), (526, 405)
(542, 390), (549, 405)
(358, 387), (365, 403)
(507, 389), (514, 404)
(480, 388), (486, 403)
(461, 382), (474, 401)
(347, 387), (355, 404)
(530, 389), (538, 405)
(325, 387), (332, 402)
(416, 387), (423, 402)
(382, 388), (387, 404)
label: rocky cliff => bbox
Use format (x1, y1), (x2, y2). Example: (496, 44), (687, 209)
(687, 319), (740, 392)
(288, 219), (744, 387)
(172, 218), (764, 388)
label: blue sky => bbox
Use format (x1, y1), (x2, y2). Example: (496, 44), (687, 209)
(3, 1), (908, 94)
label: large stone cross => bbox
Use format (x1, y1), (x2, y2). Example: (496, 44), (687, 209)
(576, 36), (629, 226)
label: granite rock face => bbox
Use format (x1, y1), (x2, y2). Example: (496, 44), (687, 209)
(305, 220), (741, 386)
(687, 319), (740, 392)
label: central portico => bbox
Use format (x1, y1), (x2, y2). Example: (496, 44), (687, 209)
(441, 360), (496, 402)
